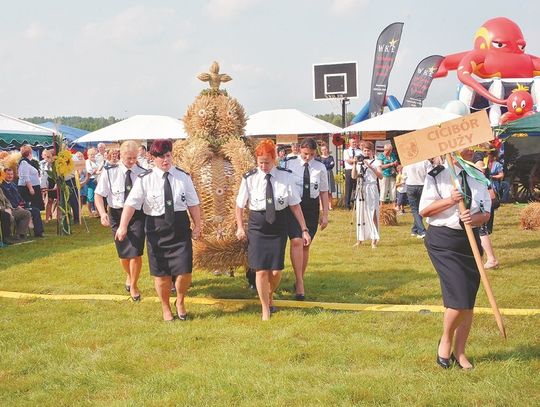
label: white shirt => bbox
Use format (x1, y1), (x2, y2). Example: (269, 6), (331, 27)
(419, 166), (491, 230)
(285, 156), (329, 199)
(137, 156), (149, 169)
(343, 148), (362, 170)
(125, 166), (200, 216)
(86, 159), (100, 179)
(354, 159), (382, 185)
(17, 159), (40, 186)
(236, 166), (301, 211)
(403, 160), (432, 186)
(95, 162), (146, 209)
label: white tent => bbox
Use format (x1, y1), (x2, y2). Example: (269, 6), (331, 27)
(245, 109), (342, 136)
(343, 107), (461, 133)
(74, 115), (187, 143)
(0, 113), (56, 147)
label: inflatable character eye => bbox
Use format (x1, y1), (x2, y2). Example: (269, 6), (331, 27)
(198, 109), (206, 117)
(518, 44), (526, 51)
(520, 100), (527, 109)
(512, 101), (518, 110)
(491, 41), (506, 49)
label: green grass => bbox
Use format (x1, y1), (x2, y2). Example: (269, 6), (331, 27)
(1, 205), (539, 406)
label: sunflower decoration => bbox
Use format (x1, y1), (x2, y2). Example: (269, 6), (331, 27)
(0, 162), (6, 184)
(55, 150), (74, 178)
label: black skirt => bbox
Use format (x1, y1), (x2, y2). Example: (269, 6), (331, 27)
(288, 197), (319, 240)
(425, 225), (482, 309)
(145, 211), (192, 277)
(248, 209), (288, 271)
(18, 185), (44, 210)
(109, 207), (145, 259)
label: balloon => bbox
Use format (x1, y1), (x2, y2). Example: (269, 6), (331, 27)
(443, 100), (470, 116)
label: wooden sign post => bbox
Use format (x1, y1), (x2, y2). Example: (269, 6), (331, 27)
(394, 110), (506, 338)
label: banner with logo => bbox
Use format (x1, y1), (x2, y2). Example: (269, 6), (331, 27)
(402, 55), (444, 107)
(368, 22), (404, 118)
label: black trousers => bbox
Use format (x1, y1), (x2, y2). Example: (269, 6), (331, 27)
(344, 169), (356, 209)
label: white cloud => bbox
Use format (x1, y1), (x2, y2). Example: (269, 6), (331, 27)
(23, 23), (47, 40)
(205, 0), (259, 20)
(330, 0), (370, 16)
(82, 6), (177, 46)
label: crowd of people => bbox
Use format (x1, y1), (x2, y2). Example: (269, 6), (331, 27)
(0, 136), (505, 369)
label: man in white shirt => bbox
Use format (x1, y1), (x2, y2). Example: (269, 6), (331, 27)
(403, 160), (432, 238)
(343, 138), (362, 209)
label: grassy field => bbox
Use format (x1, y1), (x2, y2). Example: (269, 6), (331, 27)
(0, 205), (539, 406)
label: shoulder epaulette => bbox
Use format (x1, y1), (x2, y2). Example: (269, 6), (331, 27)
(104, 164), (118, 171)
(138, 169), (152, 178)
(285, 156), (297, 161)
(175, 166), (189, 176)
(243, 168), (257, 178)
(277, 167), (292, 173)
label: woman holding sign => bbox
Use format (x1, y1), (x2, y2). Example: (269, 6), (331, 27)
(419, 147), (491, 370)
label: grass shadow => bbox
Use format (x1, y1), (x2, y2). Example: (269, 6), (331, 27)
(480, 344), (540, 362)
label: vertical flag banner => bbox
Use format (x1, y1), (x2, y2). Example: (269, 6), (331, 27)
(368, 22), (404, 118)
(402, 55), (444, 107)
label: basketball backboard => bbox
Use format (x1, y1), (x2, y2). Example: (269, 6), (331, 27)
(313, 61), (358, 100)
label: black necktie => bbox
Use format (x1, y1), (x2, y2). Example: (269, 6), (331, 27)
(124, 170), (132, 201)
(163, 172), (174, 225)
(302, 162), (310, 201)
(460, 170), (471, 210)
(265, 173), (276, 224)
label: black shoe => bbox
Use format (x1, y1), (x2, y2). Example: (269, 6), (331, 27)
(125, 284), (131, 293)
(131, 294), (141, 302)
(437, 340), (452, 369)
(295, 294), (305, 301)
(178, 314), (188, 321)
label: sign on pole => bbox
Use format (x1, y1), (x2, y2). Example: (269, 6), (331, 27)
(394, 110), (493, 166)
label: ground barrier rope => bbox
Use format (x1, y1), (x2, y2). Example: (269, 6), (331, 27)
(0, 290), (538, 316)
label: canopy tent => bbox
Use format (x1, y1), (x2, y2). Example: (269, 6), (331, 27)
(245, 109), (342, 136)
(74, 115), (187, 143)
(494, 112), (540, 138)
(0, 113), (56, 149)
(342, 107), (461, 134)
(39, 122), (91, 151)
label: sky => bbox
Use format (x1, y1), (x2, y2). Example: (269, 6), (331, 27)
(1, 0), (539, 120)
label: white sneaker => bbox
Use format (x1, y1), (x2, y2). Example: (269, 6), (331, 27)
(411, 233), (417, 237)
(417, 234), (426, 239)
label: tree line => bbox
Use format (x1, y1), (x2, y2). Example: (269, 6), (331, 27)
(23, 116), (120, 132)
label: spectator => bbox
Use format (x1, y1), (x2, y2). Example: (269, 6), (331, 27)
(17, 145), (44, 236)
(319, 143), (336, 210)
(343, 138), (362, 210)
(85, 148), (102, 216)
(276, 146), (287, 169)
(40, 149), (56, 222)
(2, 167), (43, 238)
(404, 160), (431, 238)
(137, 145), (149, 169)
(287, 142), (299, 158)
(351, 141), (383, 248)
(378, 143), (399, 204)
(0, 180), (31, 243)
(395, 165), (407, 214)
(95, 143), (107, 168)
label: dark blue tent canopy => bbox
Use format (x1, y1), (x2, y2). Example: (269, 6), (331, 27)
(39, 122), (94, 151)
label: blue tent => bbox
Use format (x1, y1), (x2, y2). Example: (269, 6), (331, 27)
(39, 122), (94, 151)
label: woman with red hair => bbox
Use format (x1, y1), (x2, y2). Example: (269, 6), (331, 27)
(235, 139), (311, 320)
(116, 139), (202, 322)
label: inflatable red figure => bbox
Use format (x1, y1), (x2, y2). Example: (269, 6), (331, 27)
(499, 86), (536, 124)
(434, 17), (540, 105)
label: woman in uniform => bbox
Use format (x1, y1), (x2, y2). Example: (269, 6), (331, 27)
(95, 140), (146, 301)
(116, 139), (202, 322)
(285, 138), (329, 300)
(351, 140), (383, 248)
(236, 139), (311, 321)
(419, 147), (491, 369)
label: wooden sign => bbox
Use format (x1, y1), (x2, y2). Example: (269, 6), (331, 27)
(394, 110), (493, 166)
(276, 134), (298, 144)
(362, 131), (386, 140)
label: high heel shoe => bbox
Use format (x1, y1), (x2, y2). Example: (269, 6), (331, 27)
(451, 353), (474, 370)
(437, 340), (452, 369)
